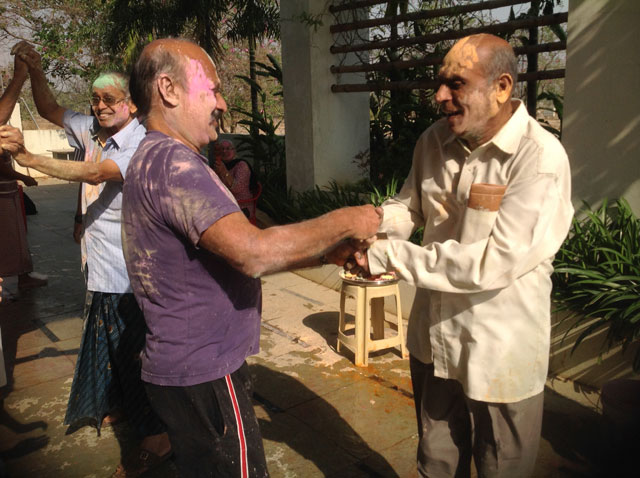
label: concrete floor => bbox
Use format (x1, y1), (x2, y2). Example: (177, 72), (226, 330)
(0, 180), (627, 477)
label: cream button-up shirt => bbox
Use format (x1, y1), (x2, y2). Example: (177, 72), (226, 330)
(368, 100), (573, 402)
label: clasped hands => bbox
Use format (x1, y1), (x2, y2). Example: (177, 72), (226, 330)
(325, 236), (374, 277)
(0, 125), (28, 164)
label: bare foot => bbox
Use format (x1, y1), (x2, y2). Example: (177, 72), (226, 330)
(101, 410), (124, 427)
(140, 432), (171, 457)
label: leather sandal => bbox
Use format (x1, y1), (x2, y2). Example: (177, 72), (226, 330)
(111, 448), (172, 478)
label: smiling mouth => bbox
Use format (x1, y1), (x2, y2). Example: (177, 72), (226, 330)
(444, 110), (462, 118)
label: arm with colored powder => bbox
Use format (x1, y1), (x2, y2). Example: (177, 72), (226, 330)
(12, 42), (66, 127)
(199, 205), (383, 278)
(0, 125), (122, 184)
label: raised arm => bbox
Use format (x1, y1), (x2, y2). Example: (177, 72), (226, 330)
(12, 42), (66, 127)
(0, 125), (122, 184)
(0, 44), (29, 125)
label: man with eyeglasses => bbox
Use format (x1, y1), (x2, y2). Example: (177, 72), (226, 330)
(0, 42), (171, 478)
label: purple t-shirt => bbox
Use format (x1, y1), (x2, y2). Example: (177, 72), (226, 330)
(122, 131), (262, 386)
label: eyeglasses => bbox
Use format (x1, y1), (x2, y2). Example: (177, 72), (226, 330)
(90, 95), (127, 107)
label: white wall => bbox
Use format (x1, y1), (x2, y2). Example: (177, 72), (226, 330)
(563, 0), (640, 213)
(280, 0), (370, 191)
(14, 129), (72, 177)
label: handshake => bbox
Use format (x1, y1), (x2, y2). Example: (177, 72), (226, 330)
(325, 231), (378, 278)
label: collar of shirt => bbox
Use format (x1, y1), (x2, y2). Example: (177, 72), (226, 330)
(89, 117), (141, 150)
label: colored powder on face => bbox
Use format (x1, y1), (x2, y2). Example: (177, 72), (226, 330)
(442, 38), (479, 76)
(92, 73), (127, 93)
(185, 58), (214, 101)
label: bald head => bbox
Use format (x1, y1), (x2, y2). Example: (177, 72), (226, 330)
(444, 34), (518, 88)
(130, 38), (221, 117)
(436, 34), (518, 149)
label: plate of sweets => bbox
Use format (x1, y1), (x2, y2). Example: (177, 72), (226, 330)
(339, 269), (398, 286)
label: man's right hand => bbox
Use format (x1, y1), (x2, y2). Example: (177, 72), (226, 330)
(73, 223), (83, 244)
(346, 204), (383, 240)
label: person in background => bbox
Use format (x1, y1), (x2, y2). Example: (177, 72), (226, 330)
(2, 42), (170, 478)
(0, 43), (47, 296)
(346, 34), (573, 478)
(122, 38), (382, 478)
(212, 139), (254, 202)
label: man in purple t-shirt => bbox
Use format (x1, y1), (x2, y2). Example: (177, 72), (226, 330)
(122, 39), (382, 478)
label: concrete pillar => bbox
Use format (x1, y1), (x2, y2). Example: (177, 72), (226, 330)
(280, 1), (370, 191)
(8, 102), (22, 130)
(563, 0), (640, 213)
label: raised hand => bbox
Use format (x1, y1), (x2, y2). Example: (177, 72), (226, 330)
(11, 43), (29, 80)
(11, 41), (42, 73)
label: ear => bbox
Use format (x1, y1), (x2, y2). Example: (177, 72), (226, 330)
(156, 73), (181, 107)
(127, 99), (138, 116)
(495, 72), (513, 105)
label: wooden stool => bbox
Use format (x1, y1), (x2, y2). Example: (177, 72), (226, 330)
(337, 280), (407, 366)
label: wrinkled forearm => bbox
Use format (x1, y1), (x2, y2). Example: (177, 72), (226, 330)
(15, 151), (104, 184)
(203, 206), (376, 278)
(29, 67), (64, 127)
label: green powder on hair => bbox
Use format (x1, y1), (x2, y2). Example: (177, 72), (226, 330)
(92, 73), (126, 91)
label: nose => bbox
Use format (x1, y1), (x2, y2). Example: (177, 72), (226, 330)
(435, 83), (450, 104)
(215, 93), (228, 114)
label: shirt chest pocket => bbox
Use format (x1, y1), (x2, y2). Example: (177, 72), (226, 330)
(459, 183), (506, 244)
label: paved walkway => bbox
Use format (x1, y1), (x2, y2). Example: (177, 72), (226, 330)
(0, 180), (619, 477)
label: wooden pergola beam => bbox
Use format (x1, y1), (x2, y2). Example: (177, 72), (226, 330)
(330, 0), (530, 34)
(331, 68), (565, 93)
(330, 0), (391, 14)
(330, 12), (568, 54)
(330, 41), (566, 74)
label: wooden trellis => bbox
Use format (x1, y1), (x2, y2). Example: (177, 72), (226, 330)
(329, 0), (567, 114)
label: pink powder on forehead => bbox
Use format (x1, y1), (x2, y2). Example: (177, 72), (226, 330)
(185, 58), (214, 100)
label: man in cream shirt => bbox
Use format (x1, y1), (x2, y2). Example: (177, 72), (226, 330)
(352, 34), (573, 477)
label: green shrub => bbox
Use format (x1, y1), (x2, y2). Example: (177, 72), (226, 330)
(552, 198), (640, 372)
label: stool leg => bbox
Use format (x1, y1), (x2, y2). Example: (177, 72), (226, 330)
(337, 283), (347, 353)
(370, 297), (385, 341)
(395, 289), (408, 359)
(355, 286), (366, 367)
